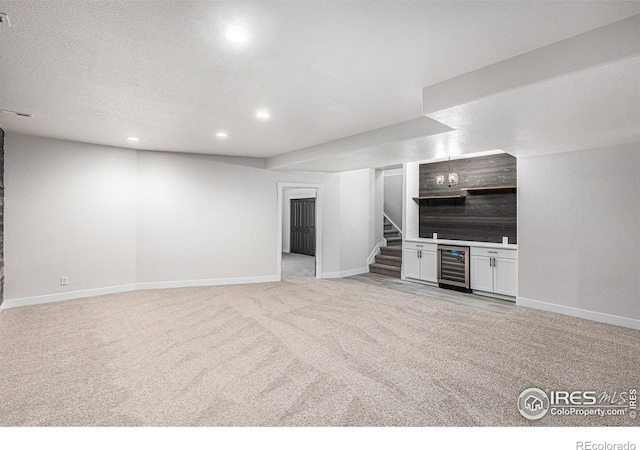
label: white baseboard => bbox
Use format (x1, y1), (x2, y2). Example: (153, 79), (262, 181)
(321, 266), (369, 279)
(517, 296), (640, 331)
(1, 284), (136, 309)
(1, 275), (280, 310)
(136, 275), (279, 290)
(367, 241), (385, 265)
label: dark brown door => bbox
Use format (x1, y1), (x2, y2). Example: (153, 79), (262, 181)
(290, 198), (316, 256)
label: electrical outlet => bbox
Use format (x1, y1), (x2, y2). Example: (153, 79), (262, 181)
(0, 12), (10, 29)
(60, 276), (69, 286)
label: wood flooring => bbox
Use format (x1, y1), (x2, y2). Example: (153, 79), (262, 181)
(352, 272), (515, 315)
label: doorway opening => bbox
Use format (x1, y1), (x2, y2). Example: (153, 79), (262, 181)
(276, 183), (323, 281)
(282, 189), (316, 279)
(290, 197), (316, 257)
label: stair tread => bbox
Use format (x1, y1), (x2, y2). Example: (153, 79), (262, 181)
(369, 263), (401, 272)
(369, 262), (402, 278)
(382, 215), (402, 266)
(376, 254), (401, 260)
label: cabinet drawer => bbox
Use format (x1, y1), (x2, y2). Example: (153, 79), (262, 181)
(470, 247), (517, 259)
(404, 241), (436, 251)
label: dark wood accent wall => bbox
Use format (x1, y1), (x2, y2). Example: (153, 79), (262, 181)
(0, 128), (4, 305)
(418, 153), (517, 243)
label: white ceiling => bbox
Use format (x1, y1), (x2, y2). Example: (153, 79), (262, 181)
(273, 54), (640, 172)
(0, 1), (639, 166)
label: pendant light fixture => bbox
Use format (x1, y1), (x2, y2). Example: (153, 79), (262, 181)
(436, 157), (459, 187)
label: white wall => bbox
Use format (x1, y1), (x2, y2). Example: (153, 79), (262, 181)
(374, 169), (384, 248)
(4, 134), (138, 300)
(136, 156), (349, 285)
(135, 151), (285, 285)
(403, 161), (420, 240)
(311, 173), (341, 275)
(517, 143), (640, 328)
(282, 188), (316, 253)
(338, 169), (381, 275)
(383, 169), (403, 229)
(3, 134), (380, 305)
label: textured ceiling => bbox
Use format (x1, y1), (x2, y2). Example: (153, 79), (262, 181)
(1, 1), (639, 160)
(274, 55), (640, 172)
(269, 15), (640, 172)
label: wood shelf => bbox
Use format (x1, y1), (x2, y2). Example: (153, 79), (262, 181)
(460, 185), (517, 192)
(412, 195), (464, 203)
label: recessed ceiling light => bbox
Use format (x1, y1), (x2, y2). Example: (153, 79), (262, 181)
(256, 109), (271, 120)
(225, 27), (248, 43)
(216, 131), (228, 138)
(126, 136), (140, 142)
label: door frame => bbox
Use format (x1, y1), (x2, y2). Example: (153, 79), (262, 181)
(277, 182), (323, 280)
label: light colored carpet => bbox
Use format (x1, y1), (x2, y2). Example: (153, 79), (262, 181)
(0, 276), (637, 426)
(282, 253), (315, 279)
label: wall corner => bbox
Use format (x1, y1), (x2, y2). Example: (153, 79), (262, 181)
(0, 128), (4, 306)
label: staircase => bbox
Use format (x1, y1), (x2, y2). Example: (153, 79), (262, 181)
(369, 217), (402, 278)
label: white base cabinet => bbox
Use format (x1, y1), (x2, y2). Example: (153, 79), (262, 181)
(470, 247), (517, 298)
(404, 240), (517, 300)
(403, 242), (437, 283)
(470, 255), (494, 292)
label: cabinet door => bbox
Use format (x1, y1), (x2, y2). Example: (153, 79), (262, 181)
(404, 249), (421, 279)
(470, 255), (493, 292)
(493, 257), (517, 297)
(419, 249), (437, 282)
